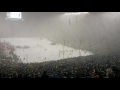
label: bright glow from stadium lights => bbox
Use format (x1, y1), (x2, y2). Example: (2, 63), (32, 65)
(5, 12), (23, 20)
(65, 12), (89, 15)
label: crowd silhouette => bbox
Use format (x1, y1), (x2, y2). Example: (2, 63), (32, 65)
(0, 54), (120, 78)
(0, 41), (120, 78)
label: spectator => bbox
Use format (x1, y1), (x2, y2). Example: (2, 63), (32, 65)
(41, 71), (49, 78)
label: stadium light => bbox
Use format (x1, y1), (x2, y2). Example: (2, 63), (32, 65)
(5, 12), (23, 21)
(65, 12), (89, 15)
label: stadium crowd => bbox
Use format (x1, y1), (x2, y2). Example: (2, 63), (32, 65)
(0, 41), (120, 78)
(0, 54), (120, 78)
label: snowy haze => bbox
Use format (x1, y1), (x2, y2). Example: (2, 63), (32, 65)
(0, 12), (120, 54)
(0, 38), (93, 63)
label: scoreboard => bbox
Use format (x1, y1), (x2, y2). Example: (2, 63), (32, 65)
(5, 12), (23, 20)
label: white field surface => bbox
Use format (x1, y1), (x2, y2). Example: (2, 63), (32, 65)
(0, 38), (93, 63)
